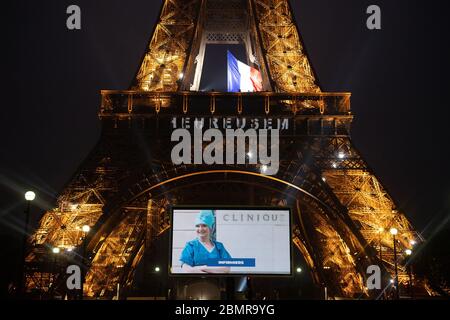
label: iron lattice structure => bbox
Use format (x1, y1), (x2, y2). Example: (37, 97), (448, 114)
(25, 0), (424, 299)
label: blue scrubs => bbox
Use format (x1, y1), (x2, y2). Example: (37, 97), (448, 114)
(180, 239), (231, 267)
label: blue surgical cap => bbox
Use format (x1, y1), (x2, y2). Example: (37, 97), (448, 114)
(195, 210), (215, 229)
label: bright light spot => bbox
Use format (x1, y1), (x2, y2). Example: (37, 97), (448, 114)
(390, 228), (398, 236)
(390, 279), (394, 284)
(155, 267), (160, 272)
(405, 249), (412, 256)
(82, 225), (90, 233)
(296, 267), (302, 273)
(178, 73), (184, 79)
(67, 247), (73, 252)
(410, 240), (416, 246)
(261, 165), (268, 173)
(331, 163), (337, 169)
(322, 177), (326, 182)
(338, 152), (345, 159)
(70, 204), (78, 211)
(247, 152), (253, 159)
(25, 191), (36, 201)
(52, 247), (61, 254)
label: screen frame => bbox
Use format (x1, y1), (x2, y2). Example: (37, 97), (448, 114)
(169, 205), (293, 278)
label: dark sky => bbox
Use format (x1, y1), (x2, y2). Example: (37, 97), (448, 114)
(1, 0), (450, 275)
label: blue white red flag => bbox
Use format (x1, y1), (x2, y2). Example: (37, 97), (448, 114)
(227, 51), (263, 92)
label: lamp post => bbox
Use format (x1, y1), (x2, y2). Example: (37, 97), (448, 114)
(296, 267), (302, 299)
(377, 227), (385, 299)
(154, 266), (162, 298)
(405, 249), (413, 298)
(81, 225), (90, 300)
(20, 191), (36, 297)
(51, 247), (60, 298)
(390, 228), (399, 299)
(378, 228), (384, 263)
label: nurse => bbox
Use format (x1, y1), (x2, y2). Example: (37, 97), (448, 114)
(180, 210), (232, 273)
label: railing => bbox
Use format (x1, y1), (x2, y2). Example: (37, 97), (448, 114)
(100, 91), (351, 117)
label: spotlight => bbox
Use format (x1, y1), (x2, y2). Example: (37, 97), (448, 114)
(405, 249), (412, 256)
(82, 225), (90, 233)
(155, 266), (161, 272)
(338, 152), (345, 159)
(390, 228), (398, 236)
(296, 267), (302, 273)
(52, 247), (61, 254)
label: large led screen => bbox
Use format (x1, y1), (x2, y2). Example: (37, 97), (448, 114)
(170, 207), (292, 275)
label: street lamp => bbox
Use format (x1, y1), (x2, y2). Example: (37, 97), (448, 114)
(24, 191), (36, 201)
(80, 225), (90, 299)
(390, 228), (399, 299)
(378, 227), (384, 262)
(51, 247), (61, 295)
(377, 227), (385, 299)
(405, 249), (413, 298)
(20, 191), (36, 297)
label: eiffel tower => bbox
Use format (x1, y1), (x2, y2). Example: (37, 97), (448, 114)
(25, 0), (422, 299)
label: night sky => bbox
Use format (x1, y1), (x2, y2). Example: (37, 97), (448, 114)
(1, 0), (450, 291)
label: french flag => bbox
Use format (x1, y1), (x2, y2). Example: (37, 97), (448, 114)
(227, 51), (263, 92)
